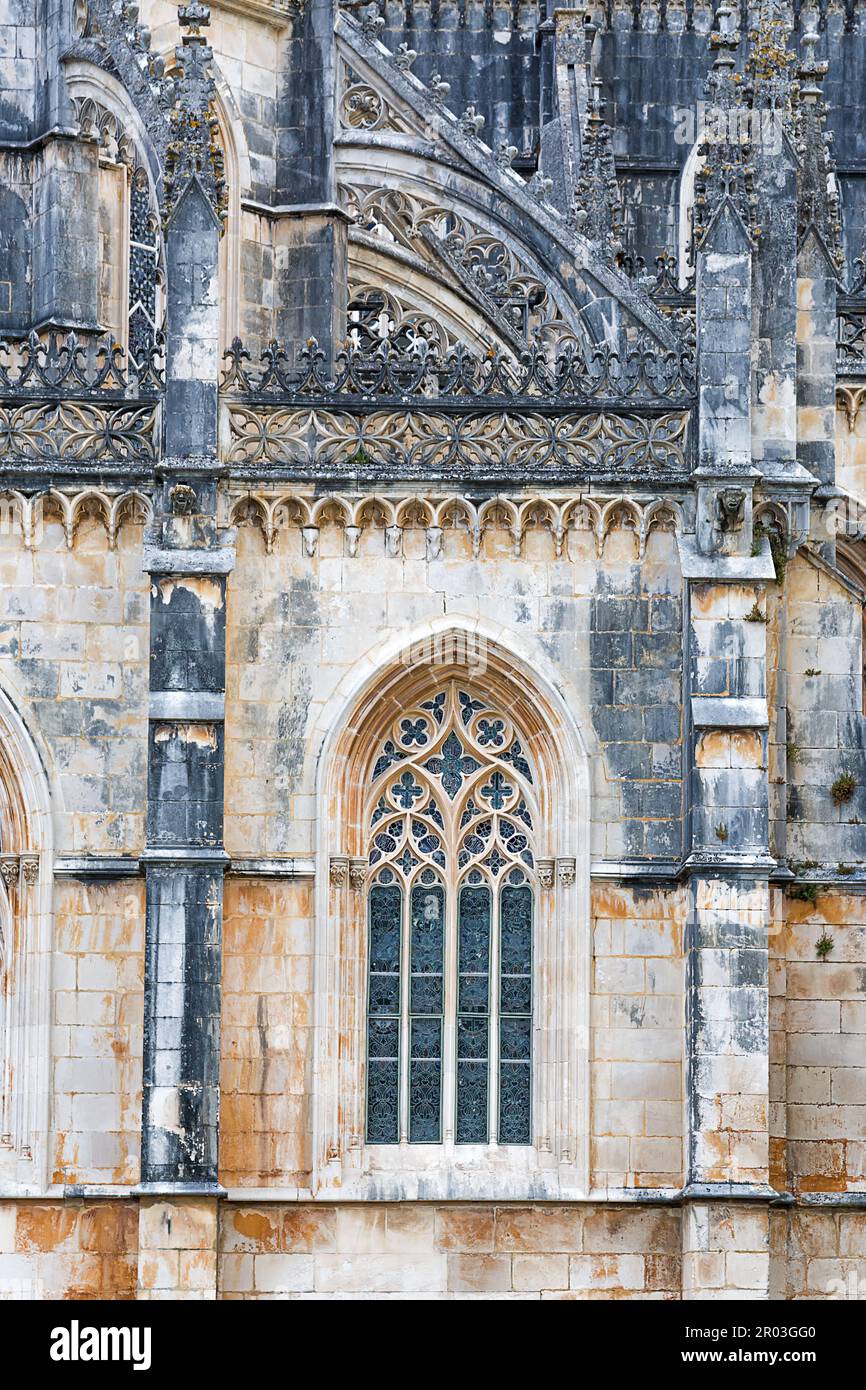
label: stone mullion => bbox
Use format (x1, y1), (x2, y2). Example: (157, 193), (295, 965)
(536, 860), (554, 1156)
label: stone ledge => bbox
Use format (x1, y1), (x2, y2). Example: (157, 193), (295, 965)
(143, 546), (236, 575)
(149, 691), (226, 721)
(53, 855), (142, 878)
(677, 534), (777, 580)
(227, 857), (316, 878)
(691, 696), (769, 728)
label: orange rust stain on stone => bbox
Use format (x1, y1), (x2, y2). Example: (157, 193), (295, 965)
(78, 1203), (138, 1255)
(592, 886), (633, 920)
(694, 730), (730, 768)
(15, 1203), (77, 1252)
(281, 1207), (336, 1252)
(230, 1208), (280, 1251)
(435, 1207), (495, 1253)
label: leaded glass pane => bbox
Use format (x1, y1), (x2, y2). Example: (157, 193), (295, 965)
(409, 884), (444, 1141)
(410, 1018), (442, 1142)
(457, 885), (490, 1143)
(499, 884), (532, 1145)
(366, 884), (401, 1144)
(128, 167), (160, 371)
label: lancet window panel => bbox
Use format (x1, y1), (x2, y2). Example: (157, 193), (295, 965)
(364, 682), (536, 1147)
(127, 165), (162, 371)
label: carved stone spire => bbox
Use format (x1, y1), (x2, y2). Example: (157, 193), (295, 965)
(745, 0), (796, 115)
(162, 3), (226, 229)
(692, 3), (757, 248)
(571, 78), (624, 264)
(795, 17), (844, 270)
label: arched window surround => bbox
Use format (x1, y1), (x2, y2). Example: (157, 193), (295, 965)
(0, 682), (54, 1195)
(313, 620), (591, 1200)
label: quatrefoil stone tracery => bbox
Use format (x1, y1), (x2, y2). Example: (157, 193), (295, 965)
(365, 682), (538, 887)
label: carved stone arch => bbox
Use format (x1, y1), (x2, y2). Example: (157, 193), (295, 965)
(63, 59), (163, 195)
(347, 273), (462, 354)
(64, 61), (165, 361)
(312, 618), (591, 1199)
(341, 172), (592, 353)
(0, 682), (54, 1191)
(753, 499), (790, 540)
(334, 13), (681, 355)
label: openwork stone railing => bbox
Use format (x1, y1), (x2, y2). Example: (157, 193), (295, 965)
(838, 304), (866, 377)
(0, 332), (163, 466)
(222, 336), (697, 403)
(221, 337), (695, 483)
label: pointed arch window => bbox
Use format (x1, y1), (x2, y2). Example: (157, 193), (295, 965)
(364, 682), (535, 1146)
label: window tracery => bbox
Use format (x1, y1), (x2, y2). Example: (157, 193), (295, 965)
(364, 681), (535, 1147)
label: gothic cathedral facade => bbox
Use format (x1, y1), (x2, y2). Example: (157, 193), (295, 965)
(0, 0), (865, 1300)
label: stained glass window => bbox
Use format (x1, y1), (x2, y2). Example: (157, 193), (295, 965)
(364, 682), (535, 1146)
(128, 166), (161, 371)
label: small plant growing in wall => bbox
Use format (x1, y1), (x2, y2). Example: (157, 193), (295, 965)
(786, 741), (801, 765)
(804, 668), (821, 677)
(744, 601), (769, 623)
(831, 772), (857, 806)
(715, 822), (728, 842)
(816, 931), (835, 961)
(837, 863), (855, 876)
(787, 882), (820, 904)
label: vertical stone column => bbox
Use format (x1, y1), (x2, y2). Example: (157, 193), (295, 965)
(797, 226), (839, 560)
(696, 199), (753, 476)
(680, 557), (778, 1299)
(164, 181), (221, 461)
(680, 187), (778, 1299)
(31, 135), (101, 331)
(274, 0), (347, 358)
(751, 124), (798, 472)
(139, 137), (230, 1301)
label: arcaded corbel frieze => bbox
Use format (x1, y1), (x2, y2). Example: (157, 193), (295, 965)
(226, 487), (690, 561)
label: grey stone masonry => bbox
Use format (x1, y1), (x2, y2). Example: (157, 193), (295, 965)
(696, 200), (753, 476)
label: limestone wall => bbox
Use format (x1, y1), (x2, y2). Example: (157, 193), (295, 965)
(0, 512), (149, 859)
(218, 1202), (682, 1300)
